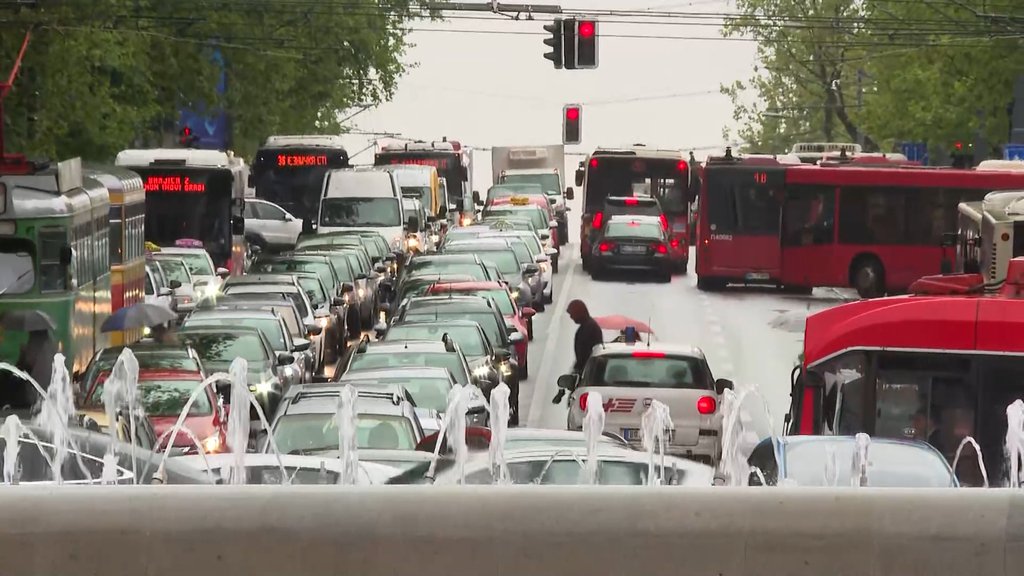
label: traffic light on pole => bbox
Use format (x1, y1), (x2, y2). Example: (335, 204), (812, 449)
(563, 104), (582, 145)
(542, 18), (564, 69)
(575, 19), (598, 69)
(180, 126), (199, 147)
(562, 18), (577, 70)
(951, 140), (974, 168)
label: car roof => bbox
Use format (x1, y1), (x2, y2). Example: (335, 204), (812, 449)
(427, 281), (505, 292)
(404, 295), (494, 309)
(388, 319), (486, 332)
(359, 340), (452, 353)
(409, 254), (480, 263)
(607, 214), (663, 223)
(226, 274), (297, 285)
(157, 247), (208, 254)
(179, 324), (264, 336)
(225, 283), (300, 293)
(186, 309), (280, 320)
(339, 366), (453, 380)
(591, 343), (707, 360)
(443, 240), (514, 251)
(283, 393), (408, 416)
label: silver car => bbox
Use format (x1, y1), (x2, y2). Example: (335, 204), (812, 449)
(150, 255), (198, 321)
(157, 246), (229, 300)
(559, 343), (734, 467)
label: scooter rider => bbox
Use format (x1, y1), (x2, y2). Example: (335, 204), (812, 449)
(552, 299), (603, 404)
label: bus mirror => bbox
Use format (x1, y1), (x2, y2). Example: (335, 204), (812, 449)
(231, 216), (245, 236)
(59, 246), (73, 267)
(940, 232), (958, 248)
(565, 187), (574, 200)
(575, 167), (584, 187)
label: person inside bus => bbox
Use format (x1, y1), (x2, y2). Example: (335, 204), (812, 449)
(911, 407), (944, 454)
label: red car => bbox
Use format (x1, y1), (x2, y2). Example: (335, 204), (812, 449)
(87, 368), (228, 455)
(426, 281), (536, 378)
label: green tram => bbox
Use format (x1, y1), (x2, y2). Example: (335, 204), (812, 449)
(0, 158), (111, 378)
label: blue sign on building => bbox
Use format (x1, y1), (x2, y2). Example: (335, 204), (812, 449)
(1005, 144), (1024, 161)
(899, 141), (929, 165)
(178, 48), (228, 150)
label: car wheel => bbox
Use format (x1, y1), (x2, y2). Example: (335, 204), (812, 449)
(535, 298), (546, 312)
(518, 357), (528, 379)
(658, 269), (672, 283)
(527, 318), (534, 340)
(544, 287), (554, 304)
(552, 256), (560, 274)
(347, 306), (362, 339)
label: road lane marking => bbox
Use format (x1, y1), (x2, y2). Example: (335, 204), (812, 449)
(527, 243), (579, 428)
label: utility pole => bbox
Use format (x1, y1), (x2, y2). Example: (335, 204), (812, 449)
(855, 69), (865, 148)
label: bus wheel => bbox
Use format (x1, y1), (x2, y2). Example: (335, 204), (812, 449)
(852, 257), (885, 299)
(697, 276), (724, 291)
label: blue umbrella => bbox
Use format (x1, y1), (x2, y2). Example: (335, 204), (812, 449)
(100, 303), (177, 333)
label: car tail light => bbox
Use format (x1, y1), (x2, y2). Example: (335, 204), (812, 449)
(632, 350), (665, 358)
(659, 214), (668, 230)
(599, 242), (614, 252)
(589, 158), (598, 169)
(669, 238), (680, 248)
(592, 211), (604, 229)
(652, 243), (668, 254)
(579, 392), (590, 411)
(624, 197), (638, 205)
(697, 396), (717, 414)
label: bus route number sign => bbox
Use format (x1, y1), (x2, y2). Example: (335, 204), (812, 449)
(143, 174), (206, 193)
(753, 172), (768, 184)
(277, 154), (328, 167)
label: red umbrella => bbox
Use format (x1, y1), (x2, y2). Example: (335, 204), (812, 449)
(593, 315), (653, 334)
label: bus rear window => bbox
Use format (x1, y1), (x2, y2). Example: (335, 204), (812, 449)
(585, 157), (687, 214)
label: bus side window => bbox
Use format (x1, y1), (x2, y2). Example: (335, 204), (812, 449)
(39, 228), (69, 292)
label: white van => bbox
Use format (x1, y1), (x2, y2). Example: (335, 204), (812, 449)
(316, 167), (415, 251)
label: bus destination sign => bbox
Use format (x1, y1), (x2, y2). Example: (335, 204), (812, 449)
(277, 154), (329, 167)
(387, 157), (451, 170)
(143, 174), (207, 193)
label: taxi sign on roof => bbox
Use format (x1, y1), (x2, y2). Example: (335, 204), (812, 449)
(509, 196), (530, 206)
(175, 238), (204, 248)
(145, 241), (162, 253)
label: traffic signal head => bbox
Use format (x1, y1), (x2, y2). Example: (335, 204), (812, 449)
(180, 126), (198, 147)
(542, 19), (564, 69)
(575, 20), (598, 69)
(563, 104), (582, 145)
(561, 18), (577, 70)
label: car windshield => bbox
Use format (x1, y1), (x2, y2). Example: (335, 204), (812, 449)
(347, 377), (451, 412)
(139, 380), (212, 416)
(606, 221), (663, 239)
(484, 234), (542, 255)
(274, 413), (417, 453)
(223, 287), (312, 319)
(582, 355), (709, 389)
(384, 324), (486, 356)
(251, 260), (334, 288)
(463, 459), (684, 485)
(485, 208), (546, 229)
(295, 276), (328, 307)
(90, 348), (197, 376)
(320, 197), (401, 227)
(407, 264), (488, 283)
(168, 251), (215, 276)
(404, 311), (502, 348)
(179, 332), (270, 366)
(218, 303), (303, 338)
(784, 442), (954, 487)
(152, 258), (193, 285)
(183, 317), (287, 351)
(350, 352), (468, 385)
(445, 249), (519, 277)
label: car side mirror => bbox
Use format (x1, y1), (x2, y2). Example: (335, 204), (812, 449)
(715, 378), (735, 395)
(305, 323), (323, 336)
(214, 378), (232, 399)
(575, 168), (584, 187)
(374, 263), (387, 274)
(940, 232), (958, 248)
(534, 254), (549, 264)
(215, 267), (230, 279)
(508, 332), (525, 344)
(284, 214), (296, 222)
(406, 215), (421, 231)
(292, 338), (311, 352)
(60, 245), (73, 267)
(521, 307), (536, 319)
(277, 352), (295, 366)
(169, 280), (182, 290)
(158, 287), (172, 297)
(565, 187), (575, 200)
(332, 296), (345, 307)
(522, 263), (540, 275)
(341, 282), (355, 294)
(494, 347), (511, 362)
(557, 373), (577, 390)
(231, 216), (245, 236)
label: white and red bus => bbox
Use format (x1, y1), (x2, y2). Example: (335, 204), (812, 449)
(574, 146), (695, 267)
(695, 152), (1024, 297)
(374, 140), (474, 226)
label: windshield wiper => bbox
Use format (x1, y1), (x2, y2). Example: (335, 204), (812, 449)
(0, 269), (33, 296)
(288, 446), (338, 455)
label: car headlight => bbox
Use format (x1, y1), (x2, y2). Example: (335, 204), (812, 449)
(202, 434), (223, 454)
(358, 287), (365, 298)
(460, 215), (473, 227)
(510, 289), (520, 301)
(316, 317), (329, 329)
(472, 365), (490, 378)
(143, 326), (152, 337)
(429, 233), (440, 244)
(499, 362), (513, 376)
(406, 235), (420, 250)
(343, 293), (351, 304)
(250, 381), (274, 395)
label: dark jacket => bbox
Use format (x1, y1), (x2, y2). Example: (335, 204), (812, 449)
(573, 317), (603, 373)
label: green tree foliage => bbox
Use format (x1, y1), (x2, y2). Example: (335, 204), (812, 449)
(0, 0), (434, 161)
(722, 0), (1023, 156)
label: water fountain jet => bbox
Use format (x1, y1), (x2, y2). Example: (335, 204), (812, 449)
(581, 390), (605, 485)
(851, 432), (870, 487)
(334, 384), (359, 486)
(640, 399), (673, 486)
(486, 383), (511, 485)
(951, 436), (989, 488)
(1, 415), (22, 484)
(1005, 400), (1024, 488)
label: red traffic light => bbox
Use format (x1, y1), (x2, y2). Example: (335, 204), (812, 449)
(565, 107), (580, 121)
(954, 141), (963, 151)
(182, 126), (192, 136)
(579, 20), (595, 38)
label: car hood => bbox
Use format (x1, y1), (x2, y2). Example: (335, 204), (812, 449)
(149, 415), (218, 447)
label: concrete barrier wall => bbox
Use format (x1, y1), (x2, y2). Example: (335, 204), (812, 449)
(0, 487), (1022, 576)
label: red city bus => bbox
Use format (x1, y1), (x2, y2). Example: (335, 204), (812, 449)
(786, 259), (1024, 485)
(696, 154), (1024, 297)
(575, 147), (695, 267)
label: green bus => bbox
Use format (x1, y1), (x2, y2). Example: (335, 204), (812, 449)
(0, 158), (111, 379)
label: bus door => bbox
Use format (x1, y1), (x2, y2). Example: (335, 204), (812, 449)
(780, 185), (837, 288)
(700, 166), (783, 280)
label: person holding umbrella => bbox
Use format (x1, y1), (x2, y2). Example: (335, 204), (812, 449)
(101, 301), (178, 340)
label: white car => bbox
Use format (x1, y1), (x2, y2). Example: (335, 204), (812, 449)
(174, 453), (405, 485)
(244, 198), (304, 250)
(157, 246), (228, 300)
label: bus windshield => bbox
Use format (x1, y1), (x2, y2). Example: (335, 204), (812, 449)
(501, 173), (560, 195)
(252, 147), (348, 222)
(585, 156), (689, 216)
(134, 167), (235, 264)
(0, 239), (35, 295)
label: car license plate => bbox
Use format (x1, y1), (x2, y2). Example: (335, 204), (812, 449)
(622, 428), (641, 441)
(745, 272), (769, 280)
(620, 245), (645, 254)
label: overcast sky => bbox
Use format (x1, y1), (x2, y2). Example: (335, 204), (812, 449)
(339, 0), (757, 187)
